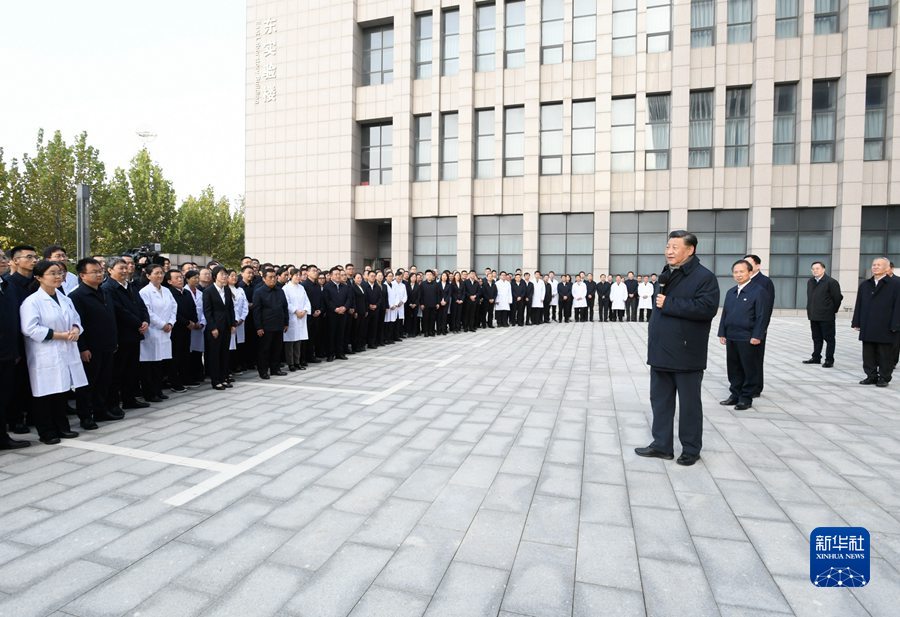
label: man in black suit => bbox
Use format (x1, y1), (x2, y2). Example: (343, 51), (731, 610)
(420, 270), (441, 337)
(406, 273), (422, 337)
(585, 273), (597, 321)
(102, 256), (151, 412)
(302, 265), (324, 364)
(4, 245), (38, 434)
(717, 260), (771, 411)
(481, 271), (498, 328)
(597, 274), (611, 322)
(524, 272), (535, 325)
(350, 272), (368, 352)
(238, 265), (258, 371)
(252, 268), (289, 379)
(0, 273), (28, 449)
(624, 271), (639, 322)
(852, 257), (900, 387)
(202, 266), (237, 390)
(164, 269), (200, 391)
(803, 261), (843, 368)
(463, 271), (480, 332)
(511, 272), (527, 327)
(363, 270), (382, 348)
(744, 254), (775, 397)
(323, 266), (352, 361)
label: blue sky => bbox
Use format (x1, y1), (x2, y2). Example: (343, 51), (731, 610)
(0, 0), (245, 206)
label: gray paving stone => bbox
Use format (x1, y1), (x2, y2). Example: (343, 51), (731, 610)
(90, 510), (204, 568)
(573, 583), (646, 617)
(481, 473), (538, 514)
(675, 491), (747, 541)
(258, 463), (330, 501)
(717, 478), (790, 521)
(625, 469), (679, 510)
(739, 519), (811, 579)
(535, 463), (582, 499)
(317, 454), (385, 490)
(264, 484), (344, 530)
(449, 454), (505, 489)
(394, 465), (456, 502)
(771, 575), (870, 617)
(580, 481), (631, 527)
(639, 557), (719, 617)
(347, 585), (430, 617)
(502, 540), (575, 617)
(375, 523), (463, 596)
(129, 585), (212, 617)
(202, 563), (308, 617)
(522, 494), (580, 548)
(499, 446), (547, 477)
(270, 507), (366, 570)
(180, 497), (274, 547)
(0, 507), (53, 538)
(631, 506), (699, 565)
(0, 559), (114, 617)
(332, 474), (401, 516)
(582, 453), (626, 485)
(575, 521), (642, 591)
(12, 495), (133, 546)
(455, 509), (527, 570)
(418, 484), (486, 531)
(422, 561), (508, 617)
(352, 497), (430, 549)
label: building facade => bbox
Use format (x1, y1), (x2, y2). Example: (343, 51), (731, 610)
(246, 0), (900, 308)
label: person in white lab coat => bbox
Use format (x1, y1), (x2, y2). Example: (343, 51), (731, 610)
(572, 274), (588, 322)
(393, 271), (408, 340)
(531, 271), (546, 325)
(548, 272), (560, 322)
(638, 275), (654, 322)
(609, 274), (629, 322)
(19, 260), (87, 444)
(283, 269), (311, 371)
(185, 270), (206, 383)
(495, 272), (513, 327)
(138, 264), (177, 402)
(228, 270), (249, 370)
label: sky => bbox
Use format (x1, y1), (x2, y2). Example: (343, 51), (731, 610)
(0, 0), (246, 206)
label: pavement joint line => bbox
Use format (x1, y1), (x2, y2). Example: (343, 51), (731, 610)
(56, 440), (233, 472)
(362, 379), (414, 405)
(239, 382), (368, 395)
(435, 353), (462, 368)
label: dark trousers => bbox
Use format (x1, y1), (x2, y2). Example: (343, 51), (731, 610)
(726, 340), (762, 404)
(530, 307), (543, 325)
(304, 315), (319, 360)
(141, 361), (165, 399)
(352, 314), (367, 350)
(484, 303), (495, 327)
(437, 307), (448, 334)
(110, 340), (141, 406)
(575, 307), (587, 322)
(328, 313), (347, 356)
(241, 314), (257, 369)
(754, 339), (767, 395)
(639, 308), (652, 322)
(367, 311), (380, 347)
(863, 341), (896, 381)
(496, 310), (509, 327)
(189, 351), (205, 382)
(344, 313), (354, 352)
(33, 392), (72, 440)
(544, 305), (552, 323)
(423, 307), (437, 336)
(407, 308), (419, 337)
(599, 299), (609, 322)
(1, 360), (14, 434)
(76, 349), (114, 418)
(258, 330), (283, 375)
(314, 315), (328, 357)
(8, 360), (32, 427)
(514, 302), (526, 326)
(810, 319), (836, 363)
(649, 368), (704, 456)
(451, 303), (463, 332)
(463, 301), (478, 331)
(612, 309), (625, 322)
(205, 329), (230, 386)
(170, 329), (191, 387)
(587, 298), (595, 321)
(626, 296), (638, 321)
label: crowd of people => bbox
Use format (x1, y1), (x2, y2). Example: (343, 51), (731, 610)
(1, 239), (898, 462)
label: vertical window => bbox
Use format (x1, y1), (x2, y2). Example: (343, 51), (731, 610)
(413, 217), (457, 272)
(442, 9), (460, 76)
(572, 100), (596, 174)
(475, 108), (495, 178)
(815, 0), (840, 34)
(691, 0), (715, 47)
(540, 213), (594, 275)
(865, 75), (888, 161)
(541, 0), (564, 64)
(860, 206), (900, 282)
(441, 112), (459, 180)
(609, 212), (669, 276)
(727, 0), (752, 43)
(811, 79), (838, 163)
(611, 97), (635, 172)
(413, 115), (432, 181)
(689, 90), (714, 168)
(773, 83), (797, 165)
(688, 210), (749, 301)
(505, 0), (526, 68)
(870, 0), (891, 29)
(360, 122), (392, 185)
(476, 4), (496, 72)
(504, 106), (525, 176)
(540, 103), (563, 175)
(647, 0), (672, 53)
(475, 215), (524, 273)
(646, 94), (670, 170)
(725, 87), (751, 167)
(362, 25), (393, 86)
(414, 14), (432, 79)
(612, 0), (637, 56)
(775, 0), (799, 38)
(770, 208), (834, 308)
(573, 0), (597, 61)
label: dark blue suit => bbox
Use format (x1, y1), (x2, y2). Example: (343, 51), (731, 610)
(322, 281), (353, 358)
(1, 279), (21, 439)
(747, 271), (775, 395)
(718, 282), (770, 404)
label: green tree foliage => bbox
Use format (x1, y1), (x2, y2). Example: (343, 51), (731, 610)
(165, 187), (245, 266)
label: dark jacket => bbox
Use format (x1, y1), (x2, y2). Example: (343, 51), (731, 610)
(558, 282), (573, 302)
(0, 278), (21, 362)
(625, 278), (639, 297)
(439, 281), (452, 306)
(351, 283), (367, 318)
(597, 281), (611, 301)
(525, 281), (534, 303)
(407, 282), (422, 310)
(511, 280), (527, 303)
(169, 285), (199, 339)
(101, 278), (149, 344)
(585, 279), (597, 301)
(451, 281), (464, 303)
(421, 280), (442, 307)
(647, 256), (721, 371)
(748, 272), (775, 333)
(363, 280), (381, 310)
(322, 281), (353, 314)
(302, 279), (323, 314)
(202, 284), (236, 333)
(481, 280), (498, 303)
(806, 274), (843, 321)
(70, 283), (118, 353)
(852, 276), (900, 344)
(463, 279), (480, 303)
(717, 282), (770, 342)
(5, 272), (35, 306)
(252, 284), (289, 332)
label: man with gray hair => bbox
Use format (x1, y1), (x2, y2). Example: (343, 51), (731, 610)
(852, 257), (900, 387)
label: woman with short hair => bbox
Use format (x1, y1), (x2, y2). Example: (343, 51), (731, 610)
(139, 264), (177, 402)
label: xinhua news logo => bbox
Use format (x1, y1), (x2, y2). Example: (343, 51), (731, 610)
(810, 527), (870, 588)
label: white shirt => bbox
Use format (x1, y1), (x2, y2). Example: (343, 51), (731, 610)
(214, 283), (227, 303)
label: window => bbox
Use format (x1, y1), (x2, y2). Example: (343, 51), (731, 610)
(612, 0), (636, 56)
(539, 213), (594, 275)
(814, 0), (840, 34)
(573, 0), (597, 61)
(691, 0), (715, 47)
(776, 0), (799, 38)
(414, 14), (433, 79)
(688, 210), (749, 301)
(572, 100), (596, 174)
(770, 207), (834, 308)
(865, 75), (888, 161)
(413, 217), (457, 272)
(727, 0), (752, 43)
(442, 9), (460, 76)
(811, 79), (838, 163)
(541, 0), (564, 64)
(611, 97), (635, 172)
(647, 0), (672, 53)
(870, 0), (891, 29)
(362, 24), (393, 86)
(725, 87), (751, 167)
(360, 122), (392, 185)
(476, 3), (496, 72)
(860, 206), (900, 282)
(475, 109), (495, 178)
(441, 112), (459, 180)
(505, 0), (526, 68)
(413, 115), (432, 181)
(609, 212), (669, 276)
(540, 103), (563, 175)
(689, 90), (714, 168)
(646, 94), (670, 170)
(504, 106), (525, 176)
(773, 83), (797, 165)
(475, 215), (523, 273)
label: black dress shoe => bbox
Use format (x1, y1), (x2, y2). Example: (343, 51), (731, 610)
(337, 354), (348, 360)
(327, 356), (335, 362)
(39, 436), (61, 445)
(677, 453), (701, 466)
(876, 378), (889, 388)
(272, 370), (287, 376)
(259, 373), (270, 380)
(59, 430), (79, 439)
(122, 400), (151, 409)
(802, 358), (821, 364)
(309, 358), (322, 363)
(12, 423), (30, 435)
(80, 418), (99, 431)
(734, 402), (752, 411)
(822, 361), (834, 368)
(224, 382), (233, 388)
(720, 397), (738, 406)
(157, 393), (169, 400)
(213, 384), (227, 391)
(0, 437), (30, 450)
(288, 364), (297, 372)
(96, 409), (125, 421)
(298, 365), (307, 370)
(859, 377), (878, 385)
(634, 446), (674, 460)
(144, 396), (163, 403)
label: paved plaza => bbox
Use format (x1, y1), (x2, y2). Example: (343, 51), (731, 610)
(0, 315), (898, 617)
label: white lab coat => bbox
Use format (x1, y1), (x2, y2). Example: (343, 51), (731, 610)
(20, 289), (88, 397)
(231, 285), (249, 347)
(188, 285), (205, 352)
(61, 271), (79, 295)
(495, 279), (512, 311)
(284, 281), (311, 342)
(549, 279), (559, 306)
(385, 281), (400, 322)
(394, 280), (408, 321)
(609, 282), (628, 311)
(139, 284), (176, 362)
(572, 281), (588, 308)
(638, 282), (654, 309)
(531, 280), (546, 308)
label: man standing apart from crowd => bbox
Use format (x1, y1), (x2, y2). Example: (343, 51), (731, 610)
(743, 254), (775, 397)
(852, 257), (900, 387)
(803, 261), (843, 368)
(636, 231), (720, 466)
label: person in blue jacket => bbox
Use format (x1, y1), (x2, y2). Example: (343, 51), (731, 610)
(717, 259), (771, 410)
(635, 230), (720, 466)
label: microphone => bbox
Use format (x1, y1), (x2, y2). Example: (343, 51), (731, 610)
(657, 270), (670, 293)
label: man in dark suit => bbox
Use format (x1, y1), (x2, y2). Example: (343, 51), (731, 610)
(585, 273), (597, 321)
(717, 260), (771, 411)
(635, 231), (720, 466)
(302, 265), (324, 363)
(481, 271), (498, 328)
(0, 273), (28, 449)
(744, 254), (775, 397)
(4, 245), (38, 434)
(852, 257), (900, 387)
(463, 271), (480, 332)
(363, 270), (382, 348)
(238, 265), (258, 371)
(624, 271), (639, 321)
(322, 266), (353, 361)
(350, 272), (368, 352)
(164, 269), (200, 391)
(406, 274), (422, 337)
(524, 273), (535, 325)
(252, 268), (289, 379)
(420, 270), (441, 337)
(803, 261), (843, 368)
(202, 266), (237, 390)
(511, 272), (527, 327)
(597, 274), (611, 322)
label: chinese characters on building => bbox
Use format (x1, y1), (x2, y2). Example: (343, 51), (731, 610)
(255, 17), (278, 105)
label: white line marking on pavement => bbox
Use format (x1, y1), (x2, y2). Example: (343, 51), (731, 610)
(362, 379), (413, 405)
(435, 353), (462, 368)
(58, 440), (232, 472)
(165, 437), (304, 507)
(244, 382), (367, 395)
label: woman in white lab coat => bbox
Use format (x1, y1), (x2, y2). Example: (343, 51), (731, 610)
(185, 270), (206, 382)
(383, 270), (400, 342)
(139, 264), (177, 402)
(609, 274), (629, 322)
(495, 272), (513, 327)
(283, 268), (311, 371)
(19, 260), (87, 444)
(637, 276), (654, 322)
(228, 270), (249, 368)
(572, 274), (588, 322)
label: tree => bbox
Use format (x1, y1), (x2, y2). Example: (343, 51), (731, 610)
(165, 187), (244, 266)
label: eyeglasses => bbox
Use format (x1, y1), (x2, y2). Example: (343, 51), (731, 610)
(84, 270), (104, 276)
(44, 271), (65, 277)
(17, 255), (38, 261)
